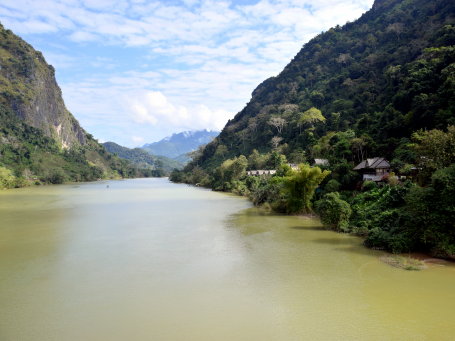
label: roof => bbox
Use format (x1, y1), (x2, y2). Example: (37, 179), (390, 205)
(353, 157), (390, 170)
(246, 170), (277, 176)
(314, 158), (329, 166)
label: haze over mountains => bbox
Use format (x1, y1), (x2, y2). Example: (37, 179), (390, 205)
(102, 130), (218, 172)
(142, 130), (219, 162)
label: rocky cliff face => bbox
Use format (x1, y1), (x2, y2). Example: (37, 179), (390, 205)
(0, 23), (86, 148)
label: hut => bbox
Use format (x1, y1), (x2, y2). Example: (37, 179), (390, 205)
(353, 157), (391, 181)
(314, 158), (329, 166)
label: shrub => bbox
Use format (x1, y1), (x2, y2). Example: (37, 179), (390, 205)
(41, 168), (66, 184)
(0, 166), (17, 189)
(324, 179), (341, 193)
(315, 192), (352, 231)
(361, 180), (377, 191)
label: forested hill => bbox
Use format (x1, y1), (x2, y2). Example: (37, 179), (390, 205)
(0, 23), (148, 187)
(103, 142), (183, 175)
(190, 0), (454, 170)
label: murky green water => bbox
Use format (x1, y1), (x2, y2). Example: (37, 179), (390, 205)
(0, 178), (454, 340)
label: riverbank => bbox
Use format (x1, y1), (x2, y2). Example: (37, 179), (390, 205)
(172, 173), (455, 263)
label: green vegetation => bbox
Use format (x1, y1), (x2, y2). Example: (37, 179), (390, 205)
(171, 151), (328, 214)
(172, 0), (455, 259)
(281, 164), (330, 213)
(315, 192), (352, 231)
(103, 142), (183, 176)
(0, 105), (154, 189)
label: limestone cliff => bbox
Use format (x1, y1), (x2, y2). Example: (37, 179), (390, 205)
(0, 23), (86, 148)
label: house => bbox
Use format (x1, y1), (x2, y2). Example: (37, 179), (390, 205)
(353, 157), (391, 182)
(314, 158), (329, 166)
(246, 169), (277, 176)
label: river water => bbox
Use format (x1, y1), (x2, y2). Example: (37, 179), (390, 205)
(0, 178), (454, 340)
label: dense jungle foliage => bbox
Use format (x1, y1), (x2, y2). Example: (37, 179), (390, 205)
(172, 0), (455, 258)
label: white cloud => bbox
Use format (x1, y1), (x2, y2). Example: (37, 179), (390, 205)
(69, 30), (98, 42)
(131, 135), (145, 144)
(0, 0), (375, 146)
(127, 91), (230, 131)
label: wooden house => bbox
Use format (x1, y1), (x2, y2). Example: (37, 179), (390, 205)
(353, 157), (391, 182)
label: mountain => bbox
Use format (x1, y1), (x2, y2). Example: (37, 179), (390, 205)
(103, 142), (183, 175)
(142, 130), (219, 161)
(184, 0), (454, 171)
(0, 23), (145, 187)
(0, 23), (86, 148)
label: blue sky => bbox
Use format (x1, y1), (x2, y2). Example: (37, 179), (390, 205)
(0, 0), (374, 147)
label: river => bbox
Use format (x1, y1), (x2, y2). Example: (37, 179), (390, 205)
(0, 178), (454, 340)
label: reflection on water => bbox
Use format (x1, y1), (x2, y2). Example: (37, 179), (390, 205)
(0, 178), (454, 340)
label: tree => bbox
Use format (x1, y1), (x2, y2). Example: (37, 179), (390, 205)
(268, 151), (287, 170)
(315, 192), (352, 231)
(214, 155), (248, 190)
(248, 149), (267, 170)
(230, 155), (248, 180)
(404, 164), (455, 258)
(288, 148), (307, 164)
(299, 107), (326, 129)
(270, 136), (283, 149)
(0, 166), (17, 189)
(187, 144), (206, 166)
(238, 130), (248, 152)
(268, 116), (286, 134)
(281, 164), (330, 213)
(248, 117), (258, 136)
(351, 137), (366, 162)
(279, 103), (299, 113)
(336, 53), (352, 65)
(412, 125), (455, 182)
(214, 144), (228, 159)
(386, 22), (405, 40)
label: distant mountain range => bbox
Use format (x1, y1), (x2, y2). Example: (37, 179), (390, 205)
(142, 130), (219, 162)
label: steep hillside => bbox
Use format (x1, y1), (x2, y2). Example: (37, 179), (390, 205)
(0, 23), (146, 187)
(103, 142), (183, 175)
(189, 0), (454, 169)
(0, 23), (86, 148)
(142, 130), (218, 161)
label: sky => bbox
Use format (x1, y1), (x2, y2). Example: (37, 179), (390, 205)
(0, 0), (374, 147)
